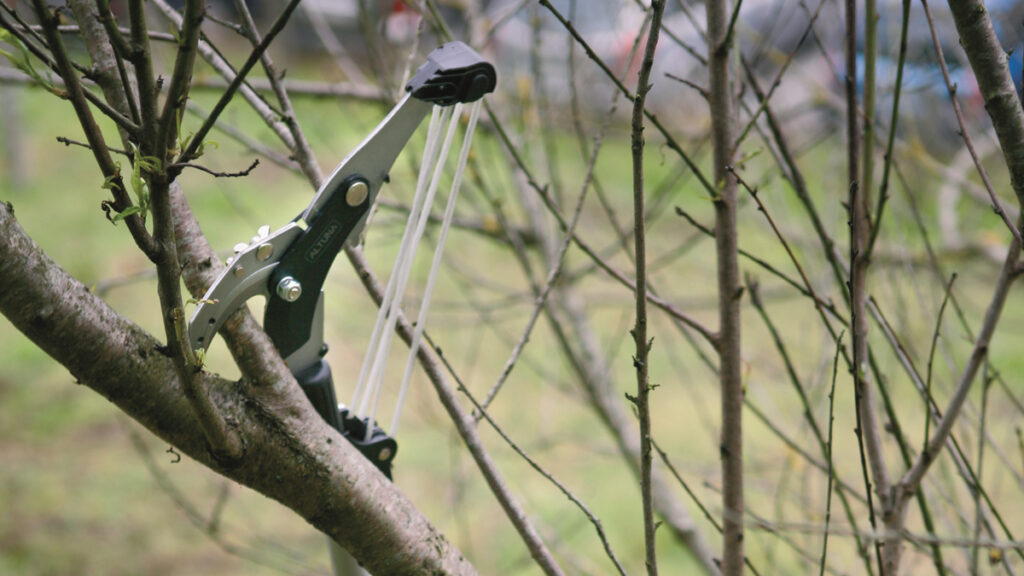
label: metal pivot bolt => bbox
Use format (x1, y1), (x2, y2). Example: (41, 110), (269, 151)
(276, 276), (303, 302)
(345, 180), (369, 206)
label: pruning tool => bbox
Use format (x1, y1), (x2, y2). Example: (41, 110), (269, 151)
(188, 42), (495, 479)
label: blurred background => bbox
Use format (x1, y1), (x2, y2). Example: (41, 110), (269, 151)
(4, 0), (1024, 574)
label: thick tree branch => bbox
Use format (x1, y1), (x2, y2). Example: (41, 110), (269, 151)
(0, 202), (475, 575)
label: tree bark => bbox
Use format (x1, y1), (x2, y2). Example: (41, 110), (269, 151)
(0, 201), (476, 575)
(706, 2), (743, 574)
(947, 0), (1024, 214)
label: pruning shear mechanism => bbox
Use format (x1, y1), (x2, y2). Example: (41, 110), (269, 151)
(188, 42), (496, 479)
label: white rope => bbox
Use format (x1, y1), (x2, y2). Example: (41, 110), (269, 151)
(351, 99), (483, 441)
(350, 105), (445, 412)
(390, 99), (483, 436)
(357, 104), (463, 427)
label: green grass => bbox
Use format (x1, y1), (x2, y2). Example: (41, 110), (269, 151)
(3, 53), (1024, 576)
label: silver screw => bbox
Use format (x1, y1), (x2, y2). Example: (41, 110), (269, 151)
(345, 180), (369, 206)
(256, 243), (273, 261)
(378, 447), (392, 462)
(276, 276), (302, 302)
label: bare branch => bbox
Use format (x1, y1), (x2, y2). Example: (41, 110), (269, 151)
(177, 0), (303, 164)
(630, 2), (669, 572)
(538, 0), (716, 197)
(706, 0), (744, 572)
(902, 236), (1021, 493)
(0, 202), (476, 574)
(921, 0), (1022, 245)
(343, 244), (566, 576)
(819, 333), (843, 576)
(25, 0), (154, 256)
(946, 0), (1024, 215)
(170, 158), (259, 178)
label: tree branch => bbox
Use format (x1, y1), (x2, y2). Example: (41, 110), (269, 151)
(630, 2), (668, 573)
(156, 0), (205, 157)
(706, 0), (744, 573)
(947, 0), (1024, 216)
(27, 0), (154, 256)
(0, 201), (476, 575)
(900, 235), (1021, 495)
(177, 0), (302, 164)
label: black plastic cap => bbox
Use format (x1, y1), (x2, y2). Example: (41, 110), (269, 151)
(338, 407), (398, 480)
(406, 41), (497, 105)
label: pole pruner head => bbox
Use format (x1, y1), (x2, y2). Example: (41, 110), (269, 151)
(406, 41), (497, 105)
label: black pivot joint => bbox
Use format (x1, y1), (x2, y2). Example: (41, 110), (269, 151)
(406, 41), (497, 105)
(338, 407), (398, 480)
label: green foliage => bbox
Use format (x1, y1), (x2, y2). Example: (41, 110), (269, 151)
(176, 131), (217, 159)
(0, 29), (60, 96)
(106, 144), (162, 225)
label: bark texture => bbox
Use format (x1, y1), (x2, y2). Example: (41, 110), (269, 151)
(0, 201), (475, 575)
(947, 1), (1024, 213)
(706, 2), (744, 574)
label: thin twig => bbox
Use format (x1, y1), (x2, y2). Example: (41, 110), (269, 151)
(84, 0), (141, 129)
(733, 0), (827, 152)
(746, 273), (871, 565)
(674, 205), (846, 324)
(865, 0), (910, 258)
(629, 2), (668, 573)
(485, 104), (717, 344)
(26, 0), (153, 256)
(230, 0), (323, 187)
(664, 72), (708, 101)
(902, 235), (1022, 491)
(437, 342), (628, 576)
(730, 168), (836, 329)
(819, 332), (843, 576)
(740, 60), (848, 304)
(478, 118), (609, 415)
(128, 0), (158, 149)
(149, 0), (298, 155)
(652, 437), (764, 576)
(919, 0), (1022, 246)
(923, 275), (956, 458)
(170, 158), (259, 178)
(971, 365), (993, 575)
(720, 0), (744, 54)
(177, 0), (303, 164)
(55, 135), (127, 156)
(538, 0), (716, 197)
(156, 0), (207, 155)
